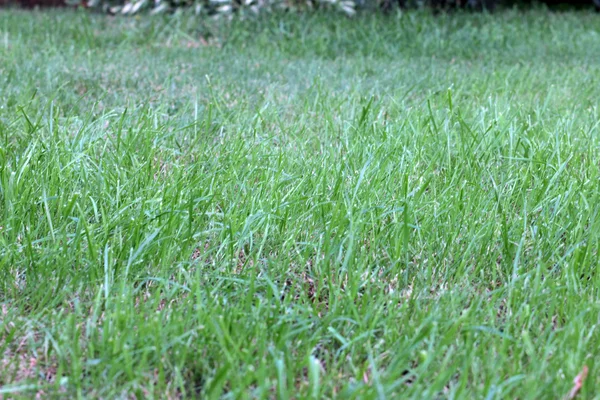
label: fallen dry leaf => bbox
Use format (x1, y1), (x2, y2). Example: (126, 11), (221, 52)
(565, 365), (589, 400)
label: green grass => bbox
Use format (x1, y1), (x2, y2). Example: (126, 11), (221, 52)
(1, 8), (600, 399)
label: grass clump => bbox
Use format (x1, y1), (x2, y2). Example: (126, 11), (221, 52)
(1, 9), (600, 399)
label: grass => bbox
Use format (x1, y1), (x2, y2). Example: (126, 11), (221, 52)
(1, 8), (600, 399)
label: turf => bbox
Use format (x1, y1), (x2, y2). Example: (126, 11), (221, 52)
(1, 8), (600, 399)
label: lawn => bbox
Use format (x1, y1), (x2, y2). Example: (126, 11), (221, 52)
(1, 8), (600, 399)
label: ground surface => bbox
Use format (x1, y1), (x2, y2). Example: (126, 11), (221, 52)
(1, 9), (600, 399)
